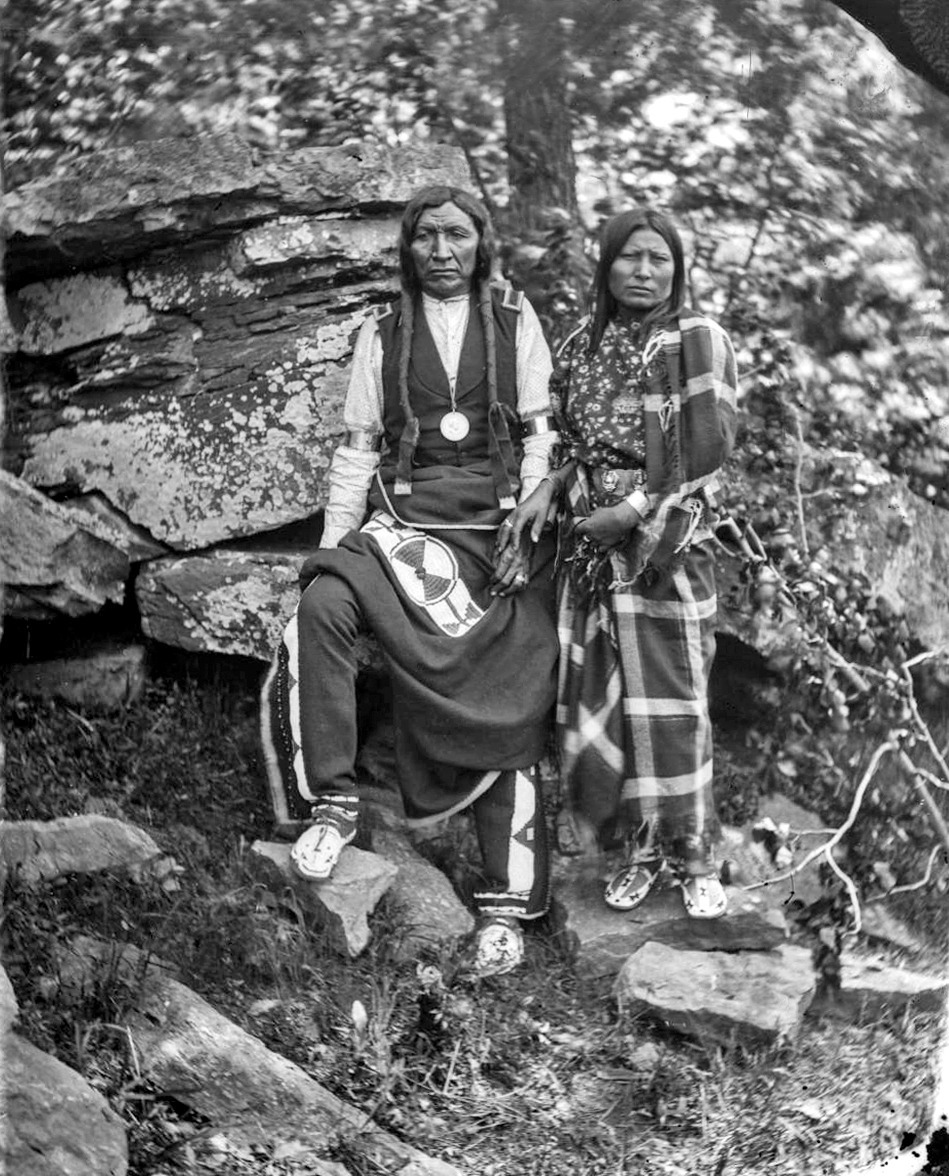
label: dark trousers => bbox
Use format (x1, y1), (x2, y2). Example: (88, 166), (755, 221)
(265, 572), (549, 919)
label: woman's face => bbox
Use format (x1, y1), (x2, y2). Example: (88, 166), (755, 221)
(608, 228), (675, 314)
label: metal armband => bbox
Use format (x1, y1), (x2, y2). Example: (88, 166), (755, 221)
(522, 415), (557, 436)
(345, 430), (383, 452)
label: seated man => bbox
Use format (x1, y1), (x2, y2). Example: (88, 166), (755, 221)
(260, 185), (559, 976)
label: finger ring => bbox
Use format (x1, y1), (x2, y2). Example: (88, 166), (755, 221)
(501, 520), (514, 531)
(515, 572), (528, 586)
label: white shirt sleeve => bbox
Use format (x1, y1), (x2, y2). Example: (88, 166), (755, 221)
(319, 317), (383, 549)
(514, 298), (558, 498)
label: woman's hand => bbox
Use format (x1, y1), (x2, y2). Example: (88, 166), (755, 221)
(489, 541), (531, 596)
(491, 480), (559, 596)
(574, 501), (642, 547)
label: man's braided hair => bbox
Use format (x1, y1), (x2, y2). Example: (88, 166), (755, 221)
(393, 187), (514, 503)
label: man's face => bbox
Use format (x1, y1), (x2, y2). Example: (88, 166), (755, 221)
(410, 202), (480, 299)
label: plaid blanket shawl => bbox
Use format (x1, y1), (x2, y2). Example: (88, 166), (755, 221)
(555, 309), (737, 854)
(557, 308), (738, 587)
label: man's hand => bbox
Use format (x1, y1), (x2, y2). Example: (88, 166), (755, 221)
(494, 480), (557, 562)
(574, 501), (642, 547)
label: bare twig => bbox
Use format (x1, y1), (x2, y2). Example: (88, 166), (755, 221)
(917, 766), (949, 795)
(822, 641), (871, 694)
(823, 844), (862, 935)
(900, 654), (949, 784)
(784, 402), (810, 558)
(442, 1038), (462, 1095)
(742, 741), (897, 892)
(899, 750), (949, 854)
(866, 845), (944, 902)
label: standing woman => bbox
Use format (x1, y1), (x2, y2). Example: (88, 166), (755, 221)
(503, 209), (738, 918)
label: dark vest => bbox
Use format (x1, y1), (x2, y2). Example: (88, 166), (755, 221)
(375, 287), (522, 471)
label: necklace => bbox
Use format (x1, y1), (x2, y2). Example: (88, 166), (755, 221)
(439, 375), (470, 441)
(430, 297), (471, 442)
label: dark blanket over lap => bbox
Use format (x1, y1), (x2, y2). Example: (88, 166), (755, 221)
(297, 468), (558, 821)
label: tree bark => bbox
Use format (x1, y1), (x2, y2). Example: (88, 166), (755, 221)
(498, 0), (578, 231)
(828, 0), (949, 98)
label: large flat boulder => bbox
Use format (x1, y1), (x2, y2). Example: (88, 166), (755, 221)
(614, 941), (816, 1047)
(136, 548), (300, 659)
(553, 854), (788, 979)
(4, 135), (467, 283)
(17, 300), (358, 548)
(135, 542), (390, 662)
(6, 139), (470, 553)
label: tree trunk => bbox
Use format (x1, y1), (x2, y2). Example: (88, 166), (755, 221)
(498, 0), (578, 231)
(496, 0), (589, 328)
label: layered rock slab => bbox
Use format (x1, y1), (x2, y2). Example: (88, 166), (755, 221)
(614, 941), (816, 1047)
(553, 855), (788, 980)
(0, 815), (164, 888)
(0, 470), (131, 620)
(7, 137), (470, 554)
(53, 936), (461, 1176)
(4, 1032), (129, 1176)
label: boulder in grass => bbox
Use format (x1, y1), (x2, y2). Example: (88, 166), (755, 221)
(370, 826), (475, 957)
(248, 840), (398, 958)
(5, 1032), (129, 1176)
(0, 815), (165, 889)
(614, 941), (816, 1047)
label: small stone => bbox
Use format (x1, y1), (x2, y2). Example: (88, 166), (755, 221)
(247, 840), (397, 958)
(370, 827), (474, 957)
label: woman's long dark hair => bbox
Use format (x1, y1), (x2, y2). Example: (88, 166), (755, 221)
(588, 208), (686, 353)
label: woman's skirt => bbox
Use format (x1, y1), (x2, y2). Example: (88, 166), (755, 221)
(557, 541), (719, 862)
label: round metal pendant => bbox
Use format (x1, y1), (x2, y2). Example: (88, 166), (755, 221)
(439, 411), (470, 442)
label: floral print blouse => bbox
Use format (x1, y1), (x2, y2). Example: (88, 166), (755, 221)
(553, 318), (651, 471)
